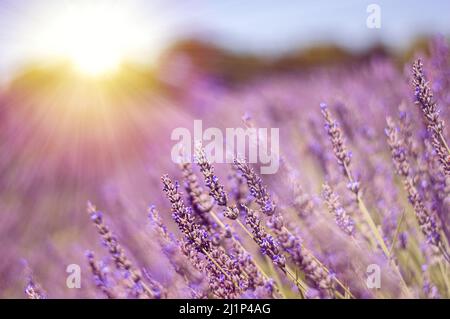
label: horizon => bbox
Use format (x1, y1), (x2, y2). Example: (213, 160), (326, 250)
(1, 0), (450, 81)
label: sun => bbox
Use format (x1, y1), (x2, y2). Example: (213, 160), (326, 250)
(62, 8), (124, 75)
(60, 4), (140, 76)
(37, 3), (149, 76)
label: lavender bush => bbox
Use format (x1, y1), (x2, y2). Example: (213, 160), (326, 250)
(1, 39), (450, 299)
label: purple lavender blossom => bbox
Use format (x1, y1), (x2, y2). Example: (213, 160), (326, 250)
(234, 158), (276, 216)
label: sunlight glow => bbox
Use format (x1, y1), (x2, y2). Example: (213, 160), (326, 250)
(36, 3), (151, 76)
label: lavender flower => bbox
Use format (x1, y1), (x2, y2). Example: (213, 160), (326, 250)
(267, 213), (336, 298)
(412, 59), (450, 175)
(321, 102), (390, 258)
(230, 242), (267, 292)
(421, 264), (441, 299)
(228, 164), (249, 208)
(195, 146), (228, 206)
(161, 174), (245, 298)
(86, 251), (116, 299)
(320, 103), (352, 173)
(176, 163), (274, 296)
(194, 146), (240, 220)
(180, 162), (214, 215)
(161, 175), (211, 251)
(234, 158), (276, 216)
(242, 204), (286, 268)
(385, 118), (443, 250)
(235, 158), (337, 297)
(322, 182), (356, 236)
(87, 201), (163, 299)
(24, 273), (46, 299)
(148, 205), (206, 296)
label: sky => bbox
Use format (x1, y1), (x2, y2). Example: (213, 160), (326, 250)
(0, 0), (450, 80)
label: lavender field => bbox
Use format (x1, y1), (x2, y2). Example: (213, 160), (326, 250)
(1, 1), (450, 300)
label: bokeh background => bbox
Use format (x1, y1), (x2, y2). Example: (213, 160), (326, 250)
(1, 0), (449, 298)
